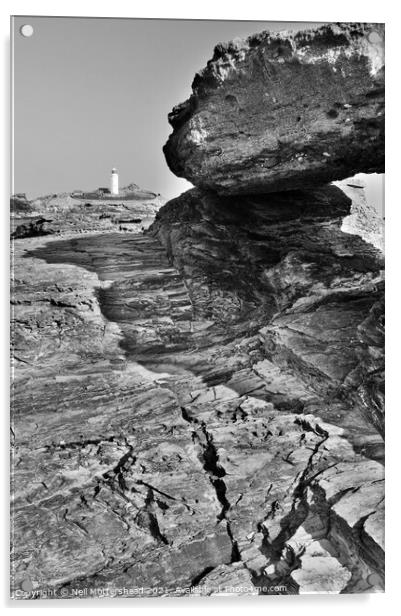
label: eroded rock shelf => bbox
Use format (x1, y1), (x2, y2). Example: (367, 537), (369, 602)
(11, 222), (384, 595)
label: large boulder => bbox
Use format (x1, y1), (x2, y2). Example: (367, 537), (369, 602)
(164, 23), (384, 195)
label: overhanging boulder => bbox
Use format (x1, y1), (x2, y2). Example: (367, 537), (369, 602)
(164, 23), (384, 195)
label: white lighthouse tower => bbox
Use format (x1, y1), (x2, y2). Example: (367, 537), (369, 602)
(111, 167), (119, 196)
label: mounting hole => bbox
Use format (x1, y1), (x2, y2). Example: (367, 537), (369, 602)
(20, 24), (34, 38)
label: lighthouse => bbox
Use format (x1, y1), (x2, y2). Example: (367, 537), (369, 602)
(111, 167), (119, 196)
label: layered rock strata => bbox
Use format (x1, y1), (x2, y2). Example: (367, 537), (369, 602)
(149, 186), (384, 443)
(11, 22), (385, 598)
(164, 23), (384, 195)
(151, 22), (384, 592)
(11, 229), (384, 596)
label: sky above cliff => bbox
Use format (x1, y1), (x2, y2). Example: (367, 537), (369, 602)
(12, 16), (383, 214)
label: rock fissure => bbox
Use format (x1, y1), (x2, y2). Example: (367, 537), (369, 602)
(180, 406), (241, 566)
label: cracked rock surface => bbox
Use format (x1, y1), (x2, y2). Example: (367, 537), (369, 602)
(164, 23), (384, 195)
(11, 22), (384, 598)
(11, 198), (384, 594)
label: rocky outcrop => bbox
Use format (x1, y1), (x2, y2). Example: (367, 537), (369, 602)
(10, 22), (384, 598)
(149, 185), (384, 441)
(11, 230), (384, 597)
(164, 23), (384, 195)
(146, 22), (384, 593)
(11, 194), (34, 215)
(11, 217), (54, 239)
(10, 189), (162, 237)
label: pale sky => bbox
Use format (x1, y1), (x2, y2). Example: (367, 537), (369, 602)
(12, 16), (383, 214)
(12, 17), (326, 200)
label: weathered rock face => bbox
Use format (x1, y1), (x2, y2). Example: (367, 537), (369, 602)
(149, 186), (384, 441)
(11, 226), (384, 596)
(11, 22), (385, 599)
(164, 23), (384, 195)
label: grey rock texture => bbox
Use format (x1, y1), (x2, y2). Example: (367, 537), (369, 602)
(149, 185), (384, 442)
(11, 226), (384, 596)
(164, 23), (384, 195)
(10, 191), (163, 237)
(11, 22), (385, 598)
(11, 217), (53, 239)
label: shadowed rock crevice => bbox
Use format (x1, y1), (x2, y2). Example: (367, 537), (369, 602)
(180, 407), (240, 564)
